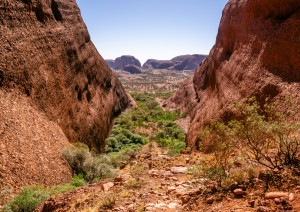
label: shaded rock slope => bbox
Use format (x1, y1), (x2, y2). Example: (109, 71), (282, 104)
(166, 0), (300, 148)
(106, 55), (141, 70)
(123, 64), (143, 74)
(143, 54), (207, 71)
(0, 0), (129, 190)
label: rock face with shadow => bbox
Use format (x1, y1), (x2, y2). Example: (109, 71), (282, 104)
(165, 0), (300, 149)
(0, 0), (129, 190)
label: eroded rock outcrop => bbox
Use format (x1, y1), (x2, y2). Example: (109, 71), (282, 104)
(142, 54), (207, 71)
(0, 0), (129, 190)
(166, 0), (300, 148)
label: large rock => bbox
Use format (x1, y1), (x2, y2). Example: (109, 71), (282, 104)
(142, 54), (207, 71)
(0, 0), (129, 189)
(123, 64), (142, 74)
(165, 0), (300, 148)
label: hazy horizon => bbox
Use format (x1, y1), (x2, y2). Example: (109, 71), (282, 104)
(76, 0), (228, 64)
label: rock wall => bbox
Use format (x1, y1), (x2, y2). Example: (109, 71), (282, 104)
(166, 0), (300, 149)
(0, 0), (129, 190)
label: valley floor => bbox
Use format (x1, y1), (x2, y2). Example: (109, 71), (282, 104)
(38, 142), (300, 212)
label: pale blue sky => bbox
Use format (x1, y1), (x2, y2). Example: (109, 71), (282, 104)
(76, 0), (228, 64)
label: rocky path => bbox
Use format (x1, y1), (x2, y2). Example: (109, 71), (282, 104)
(39, 143), (300, 212)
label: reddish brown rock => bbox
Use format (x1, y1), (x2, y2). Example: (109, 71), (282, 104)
(165, 0), (300, 148)
(265, 192), (288, 199)
(0, 0), (129, 190)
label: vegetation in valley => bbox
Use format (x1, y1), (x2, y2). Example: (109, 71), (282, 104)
(106, 92), (186, 159)
(2, 175), (87, 212)
(194, 97), (300, 189)
(116, 69), (193, 93)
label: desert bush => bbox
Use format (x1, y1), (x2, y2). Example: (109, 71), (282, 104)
(130, 162), (149, 176)
(62, 144), (117, 182)
(198, 97), (300, 174)
(109, 146), (140, 168)
(125, 178), (142, 189)
(61, 143), (91, 175)
(231, 97), (300, 169)
(82, 156), (116, 182)
(3, 174), (87, 212)
(97, 192), (116, 210)
(5, 186), (49, 212)
(155, 121), (186, 156)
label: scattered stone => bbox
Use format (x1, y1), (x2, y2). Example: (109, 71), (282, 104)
(206, 196), (215, 204)
(233, 188), (244, 196)
(161, 182), (170, 186)
(255, 206), (270, 212)
(185, 157), (191, 163)
(233, 160), (242, 167)
(265, 192), (288, 199)
(166, 187), (176, 195)
(288, 193), (295, 202)
(167, 202), (178, 209)
(158, 154), (171, 160)
(248, 200), (256, 207)
(170, 167), (188, 174)
(181, 195), (191, 205)
(274, 198), (282, 204)
(102, 182), (114, 191)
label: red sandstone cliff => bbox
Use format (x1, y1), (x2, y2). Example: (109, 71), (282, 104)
(166, 0), (300, 149)
(0, 0), (129, 191)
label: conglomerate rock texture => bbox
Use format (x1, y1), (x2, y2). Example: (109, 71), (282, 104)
(166, 0), (300, 148)
(0, 0), (129, 190)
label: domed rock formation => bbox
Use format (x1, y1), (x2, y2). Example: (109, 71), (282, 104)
(123, 64), (143, 74)
(165, 0), (300, 149)
(0, 0), (129, 190)
(142, 54), (207, 71)
(114, 55), (141, 70)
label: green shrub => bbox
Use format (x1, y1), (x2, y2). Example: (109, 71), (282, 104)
(62, 144), (117, 182)
(2, 175), (87, 212)
(82, 156), (116, 181)
(5, 186), (50, 212)
(61, 143), (91, 175)
(198, 97), (300, 172)
(70, 173), (87, 187)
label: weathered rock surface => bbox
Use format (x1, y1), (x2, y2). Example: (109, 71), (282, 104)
(0, 0), (129, 189)
(106, 55), (141, 70)
(142, 54), (207, 71)
(123, 64), (143, 74)
(166, 0), (300, 148)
